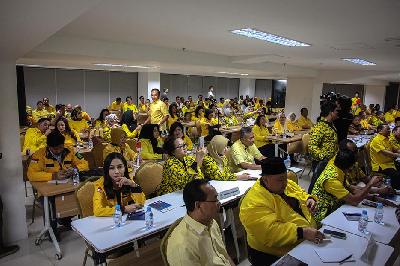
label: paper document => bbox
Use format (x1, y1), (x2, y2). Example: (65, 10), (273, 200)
(47, 179), (70, 184)
(314, 248), (352, 263)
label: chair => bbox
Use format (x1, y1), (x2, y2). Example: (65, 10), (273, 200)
(20, 134), (25, 152)
(137, 113), (149, 125)
(92, 142), (107, 168)
(299, 133), (313, 178)
(160, 217), (183, 266)
(75, 177), (99, 266)
(126, 138), (137, 151)
(135, 161), (164, 198)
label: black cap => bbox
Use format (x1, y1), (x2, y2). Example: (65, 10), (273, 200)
(261, 157), (287, 176)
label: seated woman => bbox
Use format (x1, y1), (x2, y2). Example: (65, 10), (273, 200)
(138, 124), (164, 160)
(54, 117), (80, 148)
(120, 110), (142, 139)
(103, 114), (120, 143)
(286, 112), (302, 132)
(94, 109), (110, 128)
(167, 103), (179, 129)
(198, 109), (219, 137)
(169, 122), (193, 151)
(156, 137), (206, 195)
(272, 113), (286, 135)
(103, 128), (137, 162)
(223, 108), (239, 127)
(68, 108), (89, 134)
(203, 135), (251, 181)
(348, 115), (362, 135)
(93, 152), (146, 216)
(193, 105), (205, 123)
(311, 149), (381, 223)
(252, 115), (274, 158)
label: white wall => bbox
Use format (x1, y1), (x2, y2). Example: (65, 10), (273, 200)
(364, 85), (385, 108)
(0, 61), (28, 242)
(239, 78), (255, 98)
(138, 72), (160, 102)
(285, 78), (314, 118)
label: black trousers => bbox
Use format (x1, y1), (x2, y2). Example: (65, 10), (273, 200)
(380, 168), (400, 189)
(247, 246), (279, 266)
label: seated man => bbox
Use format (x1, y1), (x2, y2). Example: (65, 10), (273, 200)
(27, 131), (89, 237)
(166, 179), (234, 266)
(312, 149), (381, 223)
(109, 97), (123, 112)
(389, 125), (400, 153)
(22, 117), (51, 155)
(32, 100), (49, 123)
(230, 127), (266, 172)
(296, 107), (313, 129)
(240, 157), (321, 266)
(370, 124), (400, 189)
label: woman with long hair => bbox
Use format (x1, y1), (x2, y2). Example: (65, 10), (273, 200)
(93, 152), (145, 216)
(94, 108), (110, 128)
(54, 117), (80, 148)
(167, 103), (179, 129)
(120, 110), (141, 138)
(138, 124), (164, 160)
(68, 108), (89, 134)
(252, 114), (274, 158)
(169, 122), (193, 151)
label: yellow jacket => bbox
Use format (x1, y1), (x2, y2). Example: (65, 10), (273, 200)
(109, 101), (123, 111)
(121, 124), (140, 139)
(183, 134), (193, 151)
(252, 124), (270, 148)
(123, 102), (138, 113)
(286, 120), (302, 132)
(273, 119), (285, 134)
(63, 130), (81, 148)
(27, 147), (89, 182)
(68, 119), (89, 133)
(93, 177), (146, 216)
(240, 179), (317, 256)
(22, 128), (47, 154)
(103, 143), (137, 161)
(32, 109), (49, 123)
(167, 115), (179, 129)
(384, 112), (395, 123)
(139, 138), (162, 160)
(296, 116), (313, 129)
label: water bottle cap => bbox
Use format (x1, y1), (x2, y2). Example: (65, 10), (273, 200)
(362, 210), (368, 215)
(377, 202), (383, 208)
(146, 206), (152, 211)
(115, 204), (121, 210)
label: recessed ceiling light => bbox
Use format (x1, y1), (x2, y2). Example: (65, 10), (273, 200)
(341, 58), (376, 66)
(93, 63), (158, 69)
(231, 28), (310, 47)
(217, 71), (249, 76)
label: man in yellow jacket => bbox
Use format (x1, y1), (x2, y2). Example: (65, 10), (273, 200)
(240, 157), (322, 265)
(22, 118), (51, 155)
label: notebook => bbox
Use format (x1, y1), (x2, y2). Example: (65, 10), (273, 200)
(148, 200), (173, 213)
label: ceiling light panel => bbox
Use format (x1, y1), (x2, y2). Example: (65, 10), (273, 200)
(341, 58), (376, 66)
(231, 28), (310, 47)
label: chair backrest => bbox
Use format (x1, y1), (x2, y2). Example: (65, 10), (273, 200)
(20, 134), (25, 152)
(92, 142), (107, 168)
(302, 133), (310, 153)
(135, 161), (164, 197)
(126, 138), (137, 151)
(75, 177), (100, 218)
(287, 140), (303, 155)
(287, 170), (298, 184)
(137, 113), (149, 125)
(160, 217), (184, 266)
(363, 141), (372, 175)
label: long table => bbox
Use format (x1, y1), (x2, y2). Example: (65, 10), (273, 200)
(71, 180), (256, 265)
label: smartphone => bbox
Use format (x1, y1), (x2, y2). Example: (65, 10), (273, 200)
(199, 136), (205, 149)
(323, 229), (346, 239)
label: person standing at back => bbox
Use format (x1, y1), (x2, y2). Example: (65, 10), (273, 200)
(145, 88), (169, 132)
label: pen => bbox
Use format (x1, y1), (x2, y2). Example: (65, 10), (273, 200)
(339, 254), (352, 264)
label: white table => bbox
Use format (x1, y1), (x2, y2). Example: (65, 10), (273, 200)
(235, 167), (302, 180)
(72, 180), (256, 265)
(321, 204), (400, 245)
(274, 225), (394, 266)
(348, 135), (374, 148)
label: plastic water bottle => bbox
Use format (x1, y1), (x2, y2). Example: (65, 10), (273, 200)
(358, 209), (369, 234)
(145, 206), (154, 230)
(72, 168), (80, 185)
(385, 178), (392, 188)
(88, 138), (93, 150)
(374, 203), (384, 225)
(284, 157), (291, 169)
(113, 204), (122, 228)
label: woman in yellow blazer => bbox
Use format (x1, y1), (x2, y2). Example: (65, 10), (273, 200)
(68, 108), (89, 134)
(103, 128), (137, 162)
(54, 117), (80, 149)
(252, 115), (275, 158)
(93, 152), (146, 216)
(169, 122), (193, 151)
(138, 124), (164, 160)
(94, 109), (110, 128)
(286, 113), (302, 132)
(272, 113), (286, 134)
(120, 110), (142, 138)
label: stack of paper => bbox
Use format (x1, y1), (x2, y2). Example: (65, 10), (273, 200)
(314, 248), (352, 263)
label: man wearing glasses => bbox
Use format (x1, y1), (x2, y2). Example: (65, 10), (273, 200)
(166, 179), (235, 266)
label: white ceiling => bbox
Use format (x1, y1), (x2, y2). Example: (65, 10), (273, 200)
(18, 0), (400, 82)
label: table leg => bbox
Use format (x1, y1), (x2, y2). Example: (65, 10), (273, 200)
(92, 251), (107, 266)
(226, 208), (240, 261)
(35, 196), (62, 260)
(274, 143), (279, 157)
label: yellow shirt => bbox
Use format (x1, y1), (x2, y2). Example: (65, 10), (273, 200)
(370, 133), (396, 171)
(389, 133), (400, 152)
(183, 134), (193, 151)
(22, 128), (47, 154)
(63, 130), (81, 148)
(272, 119), (285, 134)
(167, 115), (179, 129)
(123, 102), (138, 113)
(309, 119), (338, 161)
(32, 109), (49, 122)
(109, 101), (123, 111)
(181, 106), (190, 115)
(68, 119), (89, 133)
(223, 115), (239, 127)
(230, 140), (263, 172)
(252, 124), (270, 148)
(323, 164), (350, 200)
(360, 119), (371, 129)
(93, 177), (146, 217)
(27, 147), (89, 182)
(82, 111), (91, 121)
(139, 139), (162, 160)
(139, 103), (147, 112)
(199, 117), (218, 137)
(240, 179), (317, 257)
(167, 215), (231, 266)
(296, 116), (313, 129)
(286, 120), (302, 132)
(149, 99), (169, 131)
(384, 112), (395, 123)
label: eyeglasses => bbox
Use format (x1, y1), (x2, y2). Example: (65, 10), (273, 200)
(175, 144), (187, 150)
